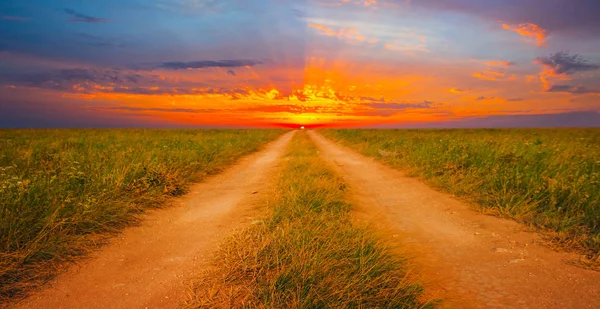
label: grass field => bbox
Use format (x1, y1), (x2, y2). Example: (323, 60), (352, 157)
(322, 129), (600, 261)
(188, 131), (436, 308)
(0, 129), (283, 302)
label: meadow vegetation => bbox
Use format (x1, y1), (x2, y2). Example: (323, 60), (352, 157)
(0, 129), (283, 302)
(322, 129), (600, 261)
(188, 131), (435, 308)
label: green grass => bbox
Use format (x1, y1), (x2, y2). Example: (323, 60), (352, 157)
(322, 129), (600, 261)
(0, 129), (284, 303)
(188, 131), (436, 309)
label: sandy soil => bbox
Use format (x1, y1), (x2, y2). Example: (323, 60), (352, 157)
(13, 132), (295, 309)
(309, 131), (600, 309)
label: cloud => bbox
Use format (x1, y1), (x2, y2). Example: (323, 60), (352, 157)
(502, 23), (548, 47)
(413, 0), (600, 38)
(1, 67), (347, 102)
(347, 100), (447, 118)
(473, 69), (515, 81)
(64, 9), (108, 23)
(507, 97), (524, 102)
(308, 23), (378, 45)
(369, 111), (600, 128)
(292, 9), (305, 17)
(384, 42), (429, 54)
(98, 106), (211, 113)
(241, 104), (312, 114)
(535, 52), (600, 76)
(152, 0), (224, 15)
(484, 61), (516, 68)
(77, 33), (126, 48)
(1, 15), (30, 21)
(156, 59), (263, 70)
(547, 84), (600, 94)
(448, 88), (467, 94)
(227, 70), (236, 76)
(1, 68), (188, 95)
(308, 23), (336, 36)
(365, 101), (437, 109)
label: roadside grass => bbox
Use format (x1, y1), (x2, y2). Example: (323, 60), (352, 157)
(321, 129), (600, 262)
(0, 129), (283, 303)
(187, 131), (435, 309)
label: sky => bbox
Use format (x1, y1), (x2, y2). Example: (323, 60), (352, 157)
(1, 0), (600, 128)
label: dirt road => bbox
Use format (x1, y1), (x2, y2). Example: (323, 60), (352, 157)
(309, 131), (600, 309)
(14, 132), (294, 309)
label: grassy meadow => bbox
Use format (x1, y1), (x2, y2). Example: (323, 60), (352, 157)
(322, 129), (600, 261)
(188, 131), (435, 308)
(0, 129), (283, 302)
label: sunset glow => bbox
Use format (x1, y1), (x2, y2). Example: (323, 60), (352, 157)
(1, 0), (599, 128)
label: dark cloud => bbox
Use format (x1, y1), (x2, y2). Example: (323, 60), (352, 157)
(365, 101), (437, 109)
(292, 9), (305, 17)
(0, 98), (219, 128)
(99, 104), (341, 116)
(64, 9), (108, 23)
(0, 15), (30, 21)
(370, 111), (600, 128)
(359, 97), (439, 108)
(0, 68), (195, 95)
(0, 67), (275, 98)
(227, 70), (236, 76)
(547, 84), (600, 95)
(360, 96), (385, 102)
(96, 106), (217, 113)
(535, 52), (600, 75)
(77, 33), (126, 48)
(157, 60), (263, 70)
(151, 0), (224, 15)
(241, 104), (309, 114)
(6, 68), (142, 90)
(475, 96), (495, 101)
(414, 0), (600, 37)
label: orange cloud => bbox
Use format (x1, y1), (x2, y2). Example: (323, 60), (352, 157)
(336, 0), (377, 7)
(473, 69), (505, 81)
(448, 88), (466, 94)
(308, 23), (377, 44)
(502, 23), (548, 47)
(362, 0), (377, 6)
(308, 23), (337, 36)
(484, 61), (515, 68)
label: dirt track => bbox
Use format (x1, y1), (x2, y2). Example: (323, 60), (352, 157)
(14, 130), (600, 309)
(309, 131), (600, 309)
(14, 132), (294, 309)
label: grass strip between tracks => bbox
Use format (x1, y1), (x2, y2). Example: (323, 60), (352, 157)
(188, 131), (435, 308)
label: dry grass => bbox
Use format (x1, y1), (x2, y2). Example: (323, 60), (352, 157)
(0, 129), (283, 304)
(187, 131), (436, 309)
(322, 129), (600, 262)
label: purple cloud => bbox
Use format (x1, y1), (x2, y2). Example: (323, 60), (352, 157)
(413, 0), (600, 37)
(535, 52), (600, 75)
(547, 84), (600, 95)
(64, 9), (108, 23)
